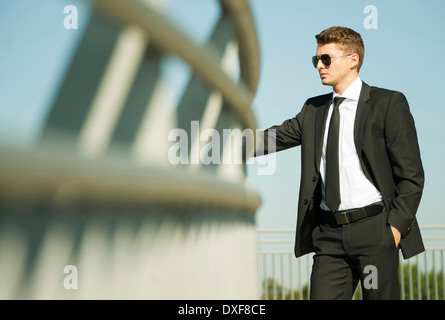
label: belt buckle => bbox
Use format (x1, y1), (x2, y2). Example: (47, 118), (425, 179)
(336, 211), (350, 225)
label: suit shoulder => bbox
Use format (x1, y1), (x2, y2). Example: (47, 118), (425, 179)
(368, 86), (410, 112)
(305, 93), (331, 108)
(370, 86), (406, 99)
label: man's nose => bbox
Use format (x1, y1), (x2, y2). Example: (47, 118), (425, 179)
(317, 59), (325, 70)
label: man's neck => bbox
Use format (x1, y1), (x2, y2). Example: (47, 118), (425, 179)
(332, 74), (359, 96)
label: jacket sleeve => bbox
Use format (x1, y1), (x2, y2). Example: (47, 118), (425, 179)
(385, 92), (425, 237)
(254, 104), (306, 157)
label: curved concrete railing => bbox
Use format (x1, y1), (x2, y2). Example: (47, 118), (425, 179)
(95, 0), (259, 131)
(0, 146), (261, 212)
(220, 0), (261, 94)
(0, 0), (263, 299)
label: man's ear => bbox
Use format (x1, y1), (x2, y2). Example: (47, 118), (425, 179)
(350, 53), (360, 70)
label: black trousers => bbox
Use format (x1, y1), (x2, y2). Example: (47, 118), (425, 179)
(310, 208), (400, 300)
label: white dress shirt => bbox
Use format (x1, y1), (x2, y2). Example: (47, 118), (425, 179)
(320, 77), (383, 211)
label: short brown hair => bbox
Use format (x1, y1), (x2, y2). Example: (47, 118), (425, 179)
(315, 26), (365, 72)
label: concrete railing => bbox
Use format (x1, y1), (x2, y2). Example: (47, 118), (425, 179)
(0, 0), (261, 299)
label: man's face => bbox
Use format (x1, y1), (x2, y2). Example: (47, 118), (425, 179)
(315, 42), (354, 88)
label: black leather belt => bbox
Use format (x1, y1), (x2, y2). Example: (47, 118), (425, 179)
(320, 201), (384, 225)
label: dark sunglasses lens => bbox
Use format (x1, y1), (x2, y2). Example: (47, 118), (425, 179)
(312, 54), (332, 68)
(321, 54), (331, 66)
(312, 56), (318, 68)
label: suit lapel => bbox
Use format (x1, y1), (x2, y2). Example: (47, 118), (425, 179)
(314, 97), (332, 173)
(354, 82), (371, 157)
(353, 82), (375, 185)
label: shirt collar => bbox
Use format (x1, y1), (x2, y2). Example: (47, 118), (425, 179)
(332, 77), (362, 101)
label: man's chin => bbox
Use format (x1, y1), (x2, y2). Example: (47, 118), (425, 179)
(321, 78), (331, 86)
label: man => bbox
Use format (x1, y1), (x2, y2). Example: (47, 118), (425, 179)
(254, 26), (424, 299)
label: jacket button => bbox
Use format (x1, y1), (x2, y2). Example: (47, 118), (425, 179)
(303, 199), (309, 205)
(312, 176), (317, 182)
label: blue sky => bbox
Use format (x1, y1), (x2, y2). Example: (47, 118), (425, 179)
(0, 0), (90, 146)
(1, 0), (445, 230)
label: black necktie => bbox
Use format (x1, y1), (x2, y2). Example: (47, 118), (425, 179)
(325, 97), (346, 213)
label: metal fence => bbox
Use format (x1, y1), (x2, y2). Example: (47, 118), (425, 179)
(257, 225), (445, 300)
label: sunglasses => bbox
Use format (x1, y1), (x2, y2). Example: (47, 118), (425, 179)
(312, 54), (352, 68)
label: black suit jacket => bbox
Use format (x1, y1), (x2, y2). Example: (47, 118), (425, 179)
(257, 82), (425, 259)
